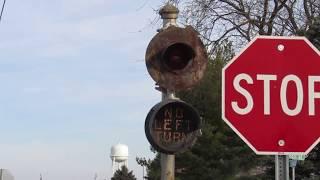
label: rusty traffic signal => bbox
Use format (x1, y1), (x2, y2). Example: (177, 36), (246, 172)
(145, 25), (207, 91)
(144, 4), (206, 155)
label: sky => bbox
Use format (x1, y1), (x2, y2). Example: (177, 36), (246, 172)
(0, 0), (168, 179)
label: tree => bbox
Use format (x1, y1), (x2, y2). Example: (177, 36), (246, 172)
(143, 1), (320, 179)
(136, 156), (160, 180)
(303, 16), (320, 49)
(172, 0), (320, 55)
(175, 44), (273, 180)
(111, 166), (137, 180)
(293, 16), (320, 179)
(143, 43), (274, 179)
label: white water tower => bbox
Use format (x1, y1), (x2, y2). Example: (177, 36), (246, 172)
(110, 144), (129, 174)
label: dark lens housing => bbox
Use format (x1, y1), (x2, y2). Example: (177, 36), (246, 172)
(162, 43), (195, 71)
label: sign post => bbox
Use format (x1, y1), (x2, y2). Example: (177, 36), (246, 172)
(288, 154), (305, 180)
(289, 159), (298, 180)
(275, 155), (289, 180)
(222, 36), (320, 179)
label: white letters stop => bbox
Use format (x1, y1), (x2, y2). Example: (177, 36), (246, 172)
(232, 73), (320, 116)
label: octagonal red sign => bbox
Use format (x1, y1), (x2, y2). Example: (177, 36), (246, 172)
(222, 36), (320, 155)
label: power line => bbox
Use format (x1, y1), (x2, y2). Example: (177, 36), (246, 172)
(135, 0), (149, 11)
(0, 0), (6, 23)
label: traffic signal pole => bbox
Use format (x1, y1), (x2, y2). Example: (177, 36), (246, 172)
(160, 90), (175, 180)
(161, 153), (175, 180)
(145, 3), (206, 180)
(159, 5), (179, 180)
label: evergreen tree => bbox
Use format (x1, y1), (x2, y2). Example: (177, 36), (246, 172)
(175, 44), (272, 180)
(294, 16), (320, 179)
(111, 166), (137, 180)
(142, 2), (320, 178)
(143, 43), (274, 180)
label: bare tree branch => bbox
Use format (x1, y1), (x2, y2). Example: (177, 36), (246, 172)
(178, 0), (318, 55)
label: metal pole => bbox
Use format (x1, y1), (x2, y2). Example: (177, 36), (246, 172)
(289, 159), (298, 180)
(275, 155), (289, 180)
(161, 153), (175, 180)
(161, 90), (175, 180)
(292, 167), (295, 180)
(158, 4), (179, 180)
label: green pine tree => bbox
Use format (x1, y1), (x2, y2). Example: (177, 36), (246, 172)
(141, 5), (320, 177)
(175, 43), (271, 180)
(143, 43), (275, 180)
(293, 16), (320, 180)
(111, 166), (137, 180)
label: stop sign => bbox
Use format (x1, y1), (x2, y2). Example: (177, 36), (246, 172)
(222, 36), (320, 155)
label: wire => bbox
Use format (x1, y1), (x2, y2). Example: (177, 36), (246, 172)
(135, 0), (149, 11)
(0, 0), (6, 23)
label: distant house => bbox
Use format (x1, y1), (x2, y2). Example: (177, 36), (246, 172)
(0, 169), (14, 180)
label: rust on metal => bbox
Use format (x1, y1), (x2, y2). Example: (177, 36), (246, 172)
(145, 25), (207, 91)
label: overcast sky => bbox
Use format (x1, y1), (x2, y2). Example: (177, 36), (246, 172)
(0, 0), (167, 179)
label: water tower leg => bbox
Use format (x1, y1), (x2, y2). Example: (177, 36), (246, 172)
(112, 158), (115, 175)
